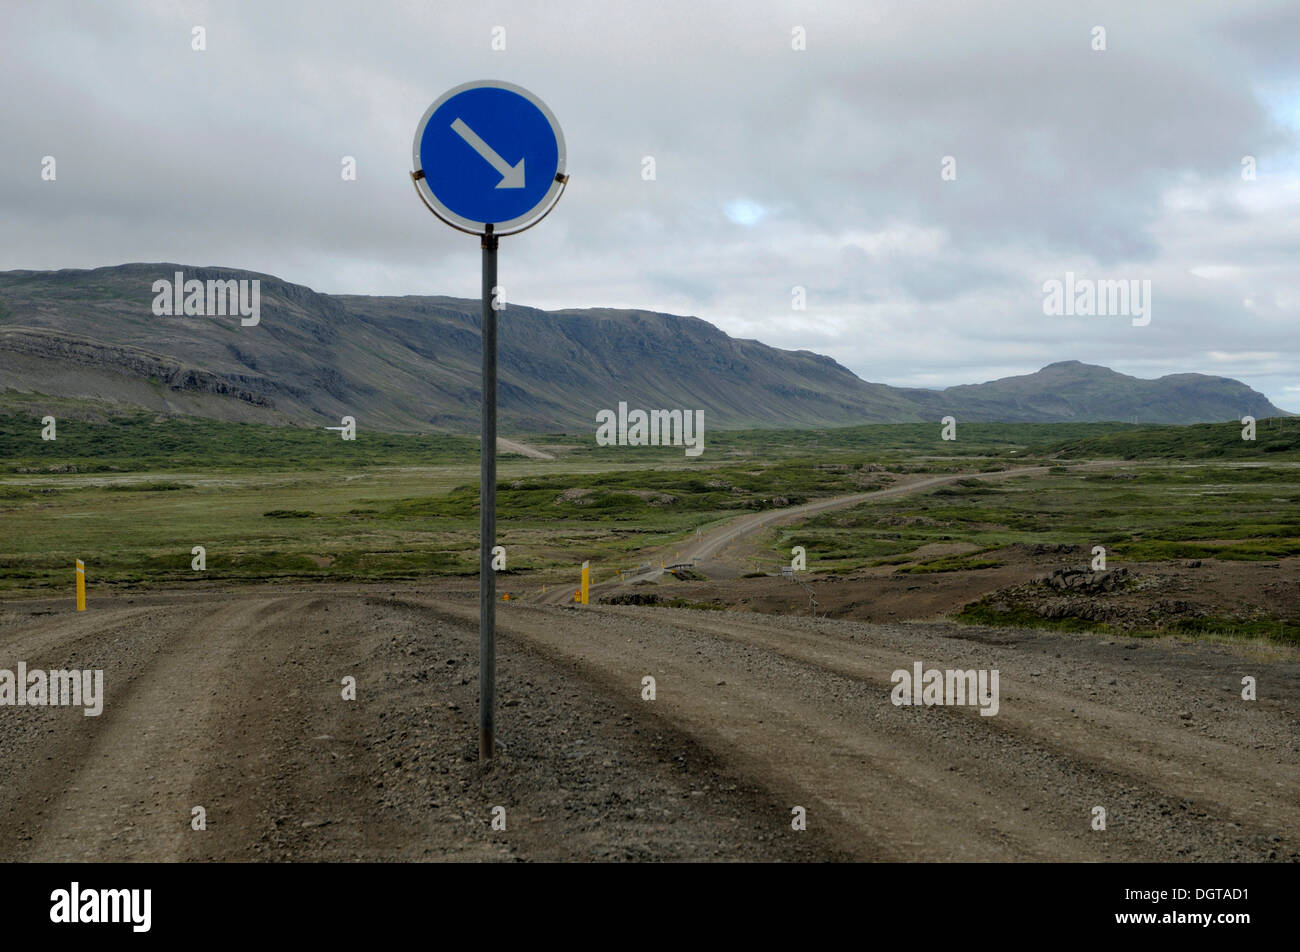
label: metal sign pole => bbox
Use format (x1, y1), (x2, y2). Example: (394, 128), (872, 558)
(412, 80), (566, 765)
(480, 224), (498, 761)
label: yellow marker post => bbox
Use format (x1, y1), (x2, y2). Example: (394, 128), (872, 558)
(75, 559), (85, 612)
(580, 561), (590, 605)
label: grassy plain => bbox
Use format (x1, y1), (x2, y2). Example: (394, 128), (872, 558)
(783, 464), (1300, 572)
(2, 408), (1297, 610)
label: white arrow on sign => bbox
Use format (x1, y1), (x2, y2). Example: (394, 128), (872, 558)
(450, 117), (525, 189)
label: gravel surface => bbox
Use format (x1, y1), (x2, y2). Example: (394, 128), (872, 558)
(1, 583), (1294, 861)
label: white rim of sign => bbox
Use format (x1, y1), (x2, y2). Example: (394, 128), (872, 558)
(412, 79), (567, 234)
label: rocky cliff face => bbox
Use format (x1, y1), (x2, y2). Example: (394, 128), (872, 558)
(0, 328), (275, 406)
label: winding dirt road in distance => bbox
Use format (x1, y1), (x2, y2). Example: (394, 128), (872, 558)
(543, 463), (1085, 604)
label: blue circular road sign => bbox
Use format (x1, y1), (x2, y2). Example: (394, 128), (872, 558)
(412, 80), (566, 234)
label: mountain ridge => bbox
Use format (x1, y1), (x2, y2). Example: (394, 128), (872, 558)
(0, 263), (1288, 432)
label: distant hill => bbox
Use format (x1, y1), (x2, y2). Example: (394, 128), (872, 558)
(898, 360), (1287, 424)
(0, 264), (1288, 431)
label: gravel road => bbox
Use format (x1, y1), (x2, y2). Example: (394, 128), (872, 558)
(1, 584), (1294, 861)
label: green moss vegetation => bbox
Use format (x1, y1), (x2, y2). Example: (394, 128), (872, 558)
(958, 597), (1300, 648)
(780, 464), (1300, 574)
(0, 410), (477, 472)
(1036, 416), (1300, 461)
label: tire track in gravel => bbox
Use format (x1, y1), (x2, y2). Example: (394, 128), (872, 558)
(416, 598), (1066, 858)
(370, 592), (854, 861)
(8, 596), (302, 860)
(3, 588), (852, 862)
(5, 584), (1292, 862)
(414, 597), (1299, 861)
(421, 598), (1084, 859)
(0, 604), (159, 662)
(0, 601), (197, 858)
(606, 608), (1300, 851)
(177, 594), (434, 861)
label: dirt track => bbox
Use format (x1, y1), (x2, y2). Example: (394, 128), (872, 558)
(1, 585), (1296, 861)
(542, 465), (1065, 604)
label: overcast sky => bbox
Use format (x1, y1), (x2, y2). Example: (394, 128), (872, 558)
(2, 0), (1297, 409)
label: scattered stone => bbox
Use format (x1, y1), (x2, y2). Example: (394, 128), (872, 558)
(1041, 566), (1132, 594)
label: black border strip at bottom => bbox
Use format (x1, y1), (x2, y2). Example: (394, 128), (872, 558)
(0, 861), (1281, 940)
